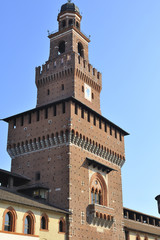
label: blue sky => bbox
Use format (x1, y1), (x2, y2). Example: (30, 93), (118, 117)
(0, 0), (160, 217)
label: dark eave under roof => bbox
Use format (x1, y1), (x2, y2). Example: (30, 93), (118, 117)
(86, 158), (116, 173)
(0, 187), (69, 215)
(0, 169), (30, 187)
(18, 183), (49, 191)
(0, 169), (30, 182)
(1, 97), (129, 136)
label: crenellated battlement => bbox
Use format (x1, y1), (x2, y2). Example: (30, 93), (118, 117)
(76, 54), (102, 89)
(35, 53), (74, 87)
(35, 53), (101, 89)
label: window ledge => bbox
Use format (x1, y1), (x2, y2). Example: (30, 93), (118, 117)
(40, 229), (49, 232)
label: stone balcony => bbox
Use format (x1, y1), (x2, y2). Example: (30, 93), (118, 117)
(87, 204), (114, 228)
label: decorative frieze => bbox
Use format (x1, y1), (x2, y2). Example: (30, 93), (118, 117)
(7, 130), (125, 167)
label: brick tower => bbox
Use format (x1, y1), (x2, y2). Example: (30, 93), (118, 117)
(4, 1), (128, 239)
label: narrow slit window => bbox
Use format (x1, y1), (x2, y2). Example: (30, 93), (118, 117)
(62, 84), (64, 90)
(37, 111), (40, 121)
(62, 102), (65, 114)
(88, 112), (90, 122)
(94, 116), (96, 126)
(120, 132), (122, 141)
(28, 113), (31, 124)
(75, 104), (78, 115)
(115, 129), (117, 138)
(45, 108), (48, 119)
(81, 108), (84, 119)
(99, 119), (101, 129)
(53, 105), (57, 116)
(21, 116), (24, 126)
(110, 126), (112, 136)
(13, 119), (16, 129)
(92, 93), (94, 99)
(105, 122), (107, 132)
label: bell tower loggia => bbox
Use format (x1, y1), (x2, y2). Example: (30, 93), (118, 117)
(35, 1), (102, 114)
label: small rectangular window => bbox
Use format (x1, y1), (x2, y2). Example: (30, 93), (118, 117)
(110, 126), (112, 135)
(88, 111), (90, 122)
(81, 108), (84, 119)
(28, 113), (31, 124)
(35, 172), (40, 181)
(75, 104), (78, 115)
(37, 111), (40, 121)
(53, 105), (57, 116)
(45, 108), (48, 119)
(62, 84), (64, 90)
(93, 116), (96, 126)
(99, 119), (101, 129)
(62, 102), (65, 114)
(21, 116), (24, 126)
(54, 61), (56, 67)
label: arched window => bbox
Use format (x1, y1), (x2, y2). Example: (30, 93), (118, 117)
(3, 207), (17, 232)
(69, 19), (73, 26)
(40, 214), (49, 230)
(58, 41), (65, 55)
(62, 20), (66, 28)
(78, 42), (84, 58)
(76, 21), (80, 29)
(59, 218), (65, 233)
(24, 216), (31, 234)
(4, 212), (12, 231)
(90, 173), (107, 206)
(23, 211), (35, 235)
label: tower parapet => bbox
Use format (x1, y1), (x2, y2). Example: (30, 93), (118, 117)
(36, 51), (102, 113)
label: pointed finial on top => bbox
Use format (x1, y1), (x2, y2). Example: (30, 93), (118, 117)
(68, 0), (71, 2)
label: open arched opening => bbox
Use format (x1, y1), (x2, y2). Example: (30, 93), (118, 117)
(78, 42), (84, 58)
(58, 41), (65, 55)
(76, 21), (80, 29)
(69, 19), (73, 26)
(62, 20), (66, 28)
